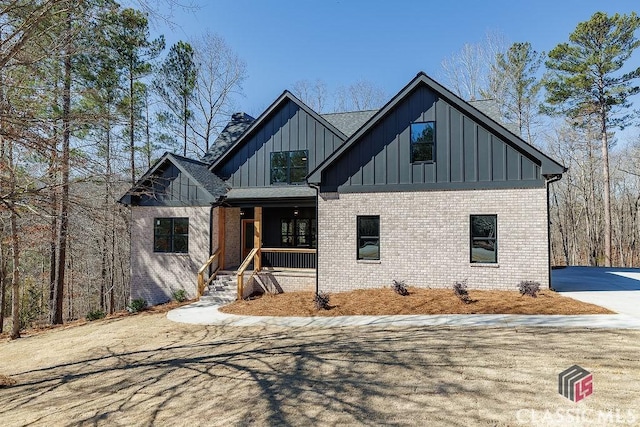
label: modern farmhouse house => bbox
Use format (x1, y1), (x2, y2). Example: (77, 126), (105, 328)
(119, 72), (566, 305)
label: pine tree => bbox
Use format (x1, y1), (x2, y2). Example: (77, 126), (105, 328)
(154, 41), (197, 157)
(544, 12), (640, 267)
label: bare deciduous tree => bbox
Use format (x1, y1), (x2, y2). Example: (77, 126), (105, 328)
(189, 31), (247, 154)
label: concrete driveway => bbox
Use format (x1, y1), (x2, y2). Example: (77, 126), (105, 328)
(553, 266), (640, 319)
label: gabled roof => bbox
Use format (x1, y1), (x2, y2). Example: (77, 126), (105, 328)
(321, 110), (378, 137)
(209, 91), (348, 172)
(201, 112), (255, 165)
(118, 152), (228, 205)
(308, 72), (566, 183)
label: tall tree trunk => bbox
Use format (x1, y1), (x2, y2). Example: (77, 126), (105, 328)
(129, 70), (135, 184)
(601, 111), (612, 267)
(51, 13), (72, 325)
(48, 145), (58, 320)
(8, 141), (20, 339)
(0, 239), (6, 333)
(10, 209), (20, 339)
(145, 88), (151, 169)
(183, 94), (188, 156)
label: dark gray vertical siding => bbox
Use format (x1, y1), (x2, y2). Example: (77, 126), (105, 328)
(141, 165), (215, 206)
(477, 128), (491, 181)
(449, 108), (463, 182)
(436, 101), (449, 182)
(322, 85), (543, 191)
(506, 145), (520, 180)
(463, 116), (476, 182)
(219, 99), (343, 188)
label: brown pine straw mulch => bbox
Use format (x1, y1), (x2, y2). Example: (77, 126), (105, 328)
(219, 287), (614, 317)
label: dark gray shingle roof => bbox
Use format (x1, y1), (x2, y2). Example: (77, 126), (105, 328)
(170, 154), (228, 200)
(201, 112), (255, 165)
(469, 99), (520, 136)
(321, 110), (377, 137)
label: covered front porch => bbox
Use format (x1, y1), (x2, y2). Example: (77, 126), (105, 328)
(198, 187), (317, 300)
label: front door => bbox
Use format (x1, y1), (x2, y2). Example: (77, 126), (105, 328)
(241, 219), (255, 260)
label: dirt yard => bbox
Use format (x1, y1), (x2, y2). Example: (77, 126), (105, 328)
(1, 312), (639, 426)
(220, 287), (613, 316)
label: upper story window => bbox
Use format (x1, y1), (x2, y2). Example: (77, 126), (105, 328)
(411, 121), (435, 163)
(154, 217), (189, 253)
(470, 215), (497, 263)
(270, 150), (308, 184)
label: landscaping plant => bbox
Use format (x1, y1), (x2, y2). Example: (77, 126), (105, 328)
(519, 280), (541, 298)
(172, 289), (188, 302)
(453, 280), (473, 304)
(86, 309), (106, 321)
(127, 298), (148, 313)
(314, 292), (330, 310)
(392, 279), (409, 296)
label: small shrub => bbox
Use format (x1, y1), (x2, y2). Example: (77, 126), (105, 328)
(392, 279), (409, 296)
(453, 280), (473, 304)
(519, 280), (541, 298)
(127, 298), (148, 313)
(86, 309), (106, 321)
(172, 289), (188, 302)
(314, 292), (330, 310)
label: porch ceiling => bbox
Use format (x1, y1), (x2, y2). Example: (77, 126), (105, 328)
(223, 186), (316, 207)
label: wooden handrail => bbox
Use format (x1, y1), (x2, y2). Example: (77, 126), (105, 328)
(261, 247), (316, 254)
(197, 250), (221, 298)
(236, 247), (259, 300)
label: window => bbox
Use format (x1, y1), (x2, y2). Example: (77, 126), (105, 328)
(470, 215), (497, 263)
(411, 121), (435, 162)
(357, 216), (380, 260)
(270, 150), (308, 184)
(154, 218), (189, 253)
(281, 218), (312, 247)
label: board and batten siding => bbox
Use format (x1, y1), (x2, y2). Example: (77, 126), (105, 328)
(138, 164), (215, 206)
(217, 99), (344, 188)
(321, 85), (542, 192)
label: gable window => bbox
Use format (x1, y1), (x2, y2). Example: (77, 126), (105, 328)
(281, 218), (312, 247)
(411, 121), (435, 162)
(154, 218), (189, 253)
(470, 215), (497, 263)
(357, 215), (380, 260)
(271, 150), (308, 184)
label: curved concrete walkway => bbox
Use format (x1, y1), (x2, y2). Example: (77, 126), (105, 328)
(167, 299), (640, 329)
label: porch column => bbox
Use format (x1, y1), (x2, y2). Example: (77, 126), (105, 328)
(254, 206), (262, 270)
(218, 207), (225, 270)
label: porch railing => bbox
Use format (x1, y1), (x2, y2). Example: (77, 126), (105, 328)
(235, 247), (317, 299)
(236, 247), (260, 300)
(261, 247), (316, 269)
(197, 249), (222, 298)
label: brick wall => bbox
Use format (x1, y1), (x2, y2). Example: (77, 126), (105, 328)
(317, 188), (549, 293)
(130, 206), (215, 305)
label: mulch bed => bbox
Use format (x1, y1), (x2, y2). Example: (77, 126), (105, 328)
(219, 287), (613, 317)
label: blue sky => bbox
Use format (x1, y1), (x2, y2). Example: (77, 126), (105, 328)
(147, 0), (640, 116)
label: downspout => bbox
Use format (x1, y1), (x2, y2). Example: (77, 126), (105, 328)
(307, 182), (320, 296)
(545, 174), (563, 291)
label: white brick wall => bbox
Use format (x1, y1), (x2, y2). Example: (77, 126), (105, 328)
(130, 206), (216, 305)
(317, 188), (549, 293)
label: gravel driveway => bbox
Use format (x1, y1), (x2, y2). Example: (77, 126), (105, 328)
(1, 312), (639, 426)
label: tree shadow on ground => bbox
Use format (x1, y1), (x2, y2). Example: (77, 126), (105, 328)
(1, 325), (640, 426)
